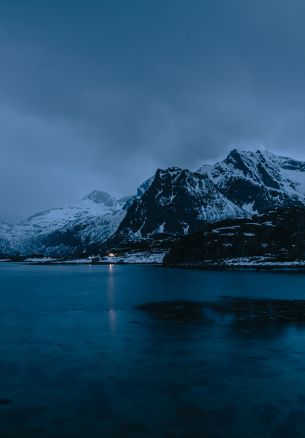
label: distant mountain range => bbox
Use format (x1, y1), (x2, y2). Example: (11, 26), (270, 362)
(2, 148), (305, 259)
(0, 191), (129, 257)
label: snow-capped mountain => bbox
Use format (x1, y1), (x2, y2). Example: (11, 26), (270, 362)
(199, 149), (305, 214)
(113, 166), (246, 241)
(0, 191), (129, 257)
(3, 148), (305, 259)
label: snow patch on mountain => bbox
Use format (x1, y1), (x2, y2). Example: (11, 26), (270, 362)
(3, 148), (305, 258)
(198, 149), (305, 213)
(114, 166), (247, 240)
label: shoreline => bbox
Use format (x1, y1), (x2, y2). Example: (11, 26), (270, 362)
(3, 258), (305, 272)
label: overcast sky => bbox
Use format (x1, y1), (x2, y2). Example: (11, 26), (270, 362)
(2, 0), (305, 220)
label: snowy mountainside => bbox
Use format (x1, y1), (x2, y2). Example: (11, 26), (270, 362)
(0, 191), (129, 256)
(136, 176), (155, 197)
(199, 149), (305, 214)
(114, 166), (247, 241)
(3, 148), (305, 259)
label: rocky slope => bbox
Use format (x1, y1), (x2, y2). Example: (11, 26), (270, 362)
(113, 167), (246, 241)
(3, 148), (305, 259)
(164, 207), (305, 265)
(199, 149), (305, 214)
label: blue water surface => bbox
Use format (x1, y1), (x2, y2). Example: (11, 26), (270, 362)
(1, 263), (305, 437)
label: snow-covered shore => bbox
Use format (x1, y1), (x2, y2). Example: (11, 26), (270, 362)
(4, 254), (305, 270)
(17, 251), (167, 265)
(221, 257), (305, 267)
(169, 256), (305, 270)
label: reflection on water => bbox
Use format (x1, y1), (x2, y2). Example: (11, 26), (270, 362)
(108, 309), (117, 333)
(106, 264), (117, 333)
(1, 264), (305, 436)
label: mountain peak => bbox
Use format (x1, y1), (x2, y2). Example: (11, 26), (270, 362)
(227, 148), (286, 161)
(201, 147), (305, 214)
(157, 166), (183, 176)
(82, 190), (116, 206)
(114, 165), (246, 240)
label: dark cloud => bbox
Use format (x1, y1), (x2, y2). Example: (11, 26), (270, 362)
(1, 0), (305, 220)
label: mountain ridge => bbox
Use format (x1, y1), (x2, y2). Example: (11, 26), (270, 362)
(113, 166), (247, 242)
(2, 148), (305, 258)
(199, 148), (305, 214)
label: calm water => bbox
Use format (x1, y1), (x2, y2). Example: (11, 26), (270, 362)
(1, 263), (305, 437)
